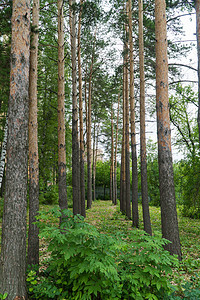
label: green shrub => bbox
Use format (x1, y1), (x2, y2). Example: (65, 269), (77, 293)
(27, 208), (121, 300)
(117, 230), (179, 299)
(27, 208), (179, 300)
(181, 206), (200, 219)
(165, 278), (200, 299)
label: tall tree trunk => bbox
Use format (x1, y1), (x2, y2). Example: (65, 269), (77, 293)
(78, 0), (86, 217)
(128, 0), (139, 228)
(87, 56), (93, 209)
(120, 58), (126, 214)
(69, 0), (81, 214)
(85, 68), (88, 129)
(0, 0), (30, 297)
(155, 0), (182, 260)
(58, 0), (68, 218)
(110, 107), (114, 203)
(113, 92), (120, 205)
(93, 124), (99, 202)
(28, 0), (40, 267)
(125, 0), (131, 219)
(196, 1), (200, 146)
(92, 119), (96, 201)
(138, 0), (152, 235)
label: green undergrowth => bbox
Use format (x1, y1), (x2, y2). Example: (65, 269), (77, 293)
(1, 200), (200, 298)
(27, 206), (179, 300)
(86, 201), (200, 299)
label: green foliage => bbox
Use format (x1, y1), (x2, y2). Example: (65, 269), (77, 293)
(174, 154), (200, 219)
(27, 208), (121, 299)
(95, 160), (111, 188)
(166, 278), (200, 300)
(37, 0), (71, 199)
(39, 184), (59, 205)
(169, 84), (198, 155)
(117, 230), (179, 300)
(27, 207), (179, 300)
(138, 140), (160, 206)
(0, 293), (8, 300)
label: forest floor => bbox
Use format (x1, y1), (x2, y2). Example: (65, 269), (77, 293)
(0, 199), (200, 293)
(86, 200), (200, 261)
(0, 199), (200, 262)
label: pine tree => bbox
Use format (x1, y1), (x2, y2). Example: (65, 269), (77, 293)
(0, 0), (30, 297)
(113, 91), (120, 205)
(128, 0), (139, 227)
(155, 0), (182, 260)
(28, 0), (40, 266)
(57, 0), (68, 216)
(78, 0), (86, 217)
(69, 0), (81, 214)
(87, 38), (95, 209)
(124, 0), (131, 219)
(138, 0), (152, 235)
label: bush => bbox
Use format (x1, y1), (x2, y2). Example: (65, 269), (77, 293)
(182, 206), (200, 219)
(117, 230), (179, 299)
(27, 208), (179, 300)
(27, 208), (121, 299)
(165, 279), (200, 299)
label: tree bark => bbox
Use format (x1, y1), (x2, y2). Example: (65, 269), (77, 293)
(69, 0), (81, 215)
(93, 124), (99, 202)
(92, 119), (96, 201)
(78, 0), (86, 217)
(28, 0), (40, 267)
(196, 0), (200, 147)
(110, 106), (114, 203)
(125, 0), (131, 219)
(113, 92), (120, 205)
(128, 0), (139, 228)
(138, 0), (152, 235)
(155, 0), (182, 260)
(57, 0), (68, 219)
(87, 54), (93, 209)
(0, 0), (30, 297)
(120, 57), (126, 214)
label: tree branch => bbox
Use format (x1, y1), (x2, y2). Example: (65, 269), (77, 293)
(168, 63), (197, 72)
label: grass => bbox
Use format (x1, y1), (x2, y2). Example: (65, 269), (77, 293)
(86, 200), (200, 261)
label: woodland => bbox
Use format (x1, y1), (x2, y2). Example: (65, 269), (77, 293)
(0, 0), (200, 299)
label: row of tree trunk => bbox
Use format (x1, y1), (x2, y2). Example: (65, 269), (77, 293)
(116, 0), (182, 261)
(0, 0), (185, 297)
